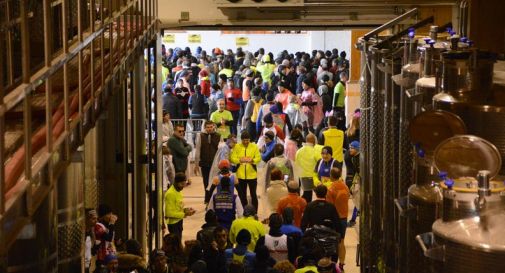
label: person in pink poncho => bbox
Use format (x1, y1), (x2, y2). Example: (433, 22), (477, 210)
(300, 78), (323, 133)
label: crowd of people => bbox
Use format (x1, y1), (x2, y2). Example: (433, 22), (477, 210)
(85, 46), (362, 273)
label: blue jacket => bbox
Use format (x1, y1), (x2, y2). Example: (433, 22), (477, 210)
(261, 140), (277, 162)
(225, 246), (256, 272)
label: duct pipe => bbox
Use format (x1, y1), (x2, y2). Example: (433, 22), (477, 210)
(133, 54), (147, 253)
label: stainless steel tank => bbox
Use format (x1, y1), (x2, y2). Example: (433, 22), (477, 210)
(402, 110), (466, 273)
(441, 51), (472, 100)
(57, 160), (85, 272)
(417, 171), (505, 273)
(439, 177), (505, 221)
(433, 95), (505, 176)
(433, 135), (505, 221)
(414, 39), (442, 112)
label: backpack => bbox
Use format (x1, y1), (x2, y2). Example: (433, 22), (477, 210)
(304, 225), (340, 257)
(251, 99), (264, 123)
(271, 113), (286, 129)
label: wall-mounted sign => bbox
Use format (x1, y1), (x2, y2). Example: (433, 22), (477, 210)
(188, 34), (201, 43)
(235, 37), (249, 46)
(162, 34), (175, 43)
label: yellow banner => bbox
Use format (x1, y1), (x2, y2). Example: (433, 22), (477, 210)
(188, 34), (201, 43)
(235, 37), (249, 46)
(162, 34), (175, 43)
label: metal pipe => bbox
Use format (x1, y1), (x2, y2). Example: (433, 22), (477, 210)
(376, 16), (435, 48)
(459, 0), (469, 38)
(304, 1), (456, 7)
(477, 170), (491, 198)
(429, 25), (438, 41)
(364, 8), (418, 40)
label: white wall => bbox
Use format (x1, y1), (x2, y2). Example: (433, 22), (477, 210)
(163, 30), (351, 57)
(310, 31), (352, 56)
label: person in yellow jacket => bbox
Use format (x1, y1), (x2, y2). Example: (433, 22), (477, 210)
(163, 173), (195, 238)
(255, 54), (276, 88)
(229, 204), (266, 252)
(295, 133), (319, 203)
(318, 116), (344, 164)
(230, 131), (262, 209)
(218, 59), (234, 78)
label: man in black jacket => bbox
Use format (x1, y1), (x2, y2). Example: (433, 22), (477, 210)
(168, 124), (192, 174)
(301, 184), (343, 236)
(194, 120), (221, 203)
(162, 80), (182, 120)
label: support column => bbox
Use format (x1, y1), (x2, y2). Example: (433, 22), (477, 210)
(155, 34), (164, 249)
(133, 54), (147, 252)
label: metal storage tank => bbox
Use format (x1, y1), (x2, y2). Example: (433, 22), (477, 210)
(418, 170), (505, 273)
(402, 110), (466, 273)
(433, 135), (505, 221)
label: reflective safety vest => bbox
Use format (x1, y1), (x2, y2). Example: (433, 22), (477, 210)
(213, 192), (237, 229)
(322, 128), (344, 162)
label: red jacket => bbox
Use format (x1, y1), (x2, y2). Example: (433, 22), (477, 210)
(200, 80), (211, 97)
(224, 88), (242, 112)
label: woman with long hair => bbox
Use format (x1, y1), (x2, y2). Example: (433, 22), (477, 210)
(344, 111), (360, 147)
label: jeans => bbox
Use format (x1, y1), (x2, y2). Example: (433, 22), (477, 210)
(238, 178), (258, 209)
(350, 207), (359, 222)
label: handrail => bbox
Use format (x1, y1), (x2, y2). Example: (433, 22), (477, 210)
(363, 8), (419, 41)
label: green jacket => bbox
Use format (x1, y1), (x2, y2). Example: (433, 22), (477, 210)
(168, 136), (192, 172)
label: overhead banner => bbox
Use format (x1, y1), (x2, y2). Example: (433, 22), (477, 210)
(162, 34), (175, 43)
(235, 37), (249, 46)
(188, 34), (201, 43)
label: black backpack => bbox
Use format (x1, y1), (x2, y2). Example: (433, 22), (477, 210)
(304, 224), (340, 257)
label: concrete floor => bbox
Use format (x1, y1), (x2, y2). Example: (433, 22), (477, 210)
(179, 164), (360, 273)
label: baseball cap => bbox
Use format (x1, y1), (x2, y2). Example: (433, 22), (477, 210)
(218, 159), (231, 169)
(350, 141), (360, 151)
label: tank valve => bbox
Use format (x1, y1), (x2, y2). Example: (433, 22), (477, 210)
(476, 170), (491, 208)
(476, 170), (491, 229)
